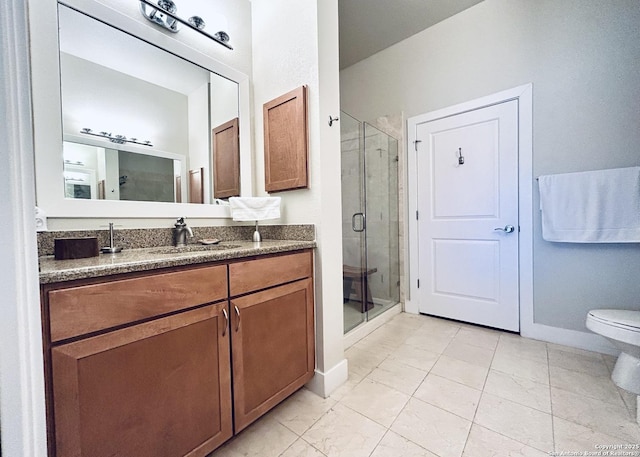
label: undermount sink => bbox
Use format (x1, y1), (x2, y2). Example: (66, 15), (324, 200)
(149, 244), (242, 255)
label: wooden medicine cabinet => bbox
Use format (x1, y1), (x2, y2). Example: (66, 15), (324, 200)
(263, 86), (309, 192)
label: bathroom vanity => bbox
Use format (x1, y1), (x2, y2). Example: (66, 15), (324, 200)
(39, 243), (315, 457)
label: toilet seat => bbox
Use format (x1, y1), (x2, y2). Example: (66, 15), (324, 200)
(588, 309), (640, 331)
(587, 309), (640, 346)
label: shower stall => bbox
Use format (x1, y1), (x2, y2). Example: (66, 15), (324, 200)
(341, 111), (400, 333)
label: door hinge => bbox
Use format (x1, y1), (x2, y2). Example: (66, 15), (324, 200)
(416, 210), (419, 220)
(413, 139), (422, 152)
(417, 279), (420, 288)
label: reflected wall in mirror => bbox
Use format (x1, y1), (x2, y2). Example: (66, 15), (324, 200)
(58, 3), (240, 205)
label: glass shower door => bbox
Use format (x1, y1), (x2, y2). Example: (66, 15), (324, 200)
(363, 123), (400, 320)
(341, 113), (367, 333)
(341, 112), (401, 334)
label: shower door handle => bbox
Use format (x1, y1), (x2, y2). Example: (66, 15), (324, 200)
(352, 213), (366, 232)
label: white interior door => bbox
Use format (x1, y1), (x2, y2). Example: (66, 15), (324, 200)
(416, 100), (519, 331)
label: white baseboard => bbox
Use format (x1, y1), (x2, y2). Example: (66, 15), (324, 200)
(521, 322), (618, 356)
(306, 358), (349, 398)
(404, 298), (419, 315)
(404, 302), (618, 356)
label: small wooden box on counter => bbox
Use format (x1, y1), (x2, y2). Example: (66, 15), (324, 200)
(54, 237), (99, 260)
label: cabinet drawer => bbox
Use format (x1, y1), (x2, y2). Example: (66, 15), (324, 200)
(48, 265), (227, 342)
(229, 251), (312, 296)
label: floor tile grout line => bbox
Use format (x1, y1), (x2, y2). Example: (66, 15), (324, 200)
(549, 383), (633, 410)
(465, 422), (554, 456)
(364, 427), (392, 457)
(402, 393), (474, 426)
(462, 342), (496, 453)
(417, 371), (482, 397)
(364, 428), (391, 457)
(275, 399), (335, 441)
(381, 396), (451, 457)
(474, 393), (555, 454)
(470, 327), (555, 454)
(336, 396), (402, 431)
(546, 338), (557, 453)
(482, 370), (554, 415)
(296, 434), (329, 457)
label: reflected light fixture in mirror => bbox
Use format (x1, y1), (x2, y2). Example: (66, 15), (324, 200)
(80, 128), (153, 147)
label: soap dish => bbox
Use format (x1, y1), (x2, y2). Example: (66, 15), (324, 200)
(198, 238), (220, 245)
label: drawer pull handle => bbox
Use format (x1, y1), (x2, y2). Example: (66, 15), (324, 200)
(234, 305), (240, 332)
(222, 308), (229, 336)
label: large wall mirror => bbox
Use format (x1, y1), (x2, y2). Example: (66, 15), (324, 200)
(32, 0), (252, 219)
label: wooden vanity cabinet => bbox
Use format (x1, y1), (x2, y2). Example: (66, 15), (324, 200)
(229, 251), (315, 432)
(42, 250), (315, 456)
(42, 265), (232, 457)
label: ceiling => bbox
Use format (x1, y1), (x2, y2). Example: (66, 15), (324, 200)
(339, 0), (484, 69)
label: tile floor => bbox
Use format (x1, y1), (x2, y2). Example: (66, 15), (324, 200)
(211, 312), (639, 457)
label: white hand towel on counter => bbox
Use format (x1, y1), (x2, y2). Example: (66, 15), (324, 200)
(538, 166), (640, 243)
(228, 197), (281, 221)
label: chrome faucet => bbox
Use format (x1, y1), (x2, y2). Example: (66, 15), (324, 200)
(173, 217), (193, 247)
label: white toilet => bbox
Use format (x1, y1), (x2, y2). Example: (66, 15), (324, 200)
(586, 309), (640, 394)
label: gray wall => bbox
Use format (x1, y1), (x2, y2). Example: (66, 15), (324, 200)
(340, 0), (640, 332)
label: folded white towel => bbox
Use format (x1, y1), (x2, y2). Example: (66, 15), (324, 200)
(228, 197), (281, 221)
(539, 167), (640, 243)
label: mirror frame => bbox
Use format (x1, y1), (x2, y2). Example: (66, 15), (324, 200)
(30, 0), (252, 219)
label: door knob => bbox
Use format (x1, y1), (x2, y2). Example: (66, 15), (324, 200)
(494, 225), (515, 233)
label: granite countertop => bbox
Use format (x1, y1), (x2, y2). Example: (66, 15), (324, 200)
(39, 239), (316, 284)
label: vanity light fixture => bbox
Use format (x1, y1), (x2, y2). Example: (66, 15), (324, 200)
(139, 0), (233, 50)
(80, 128), (153, 147)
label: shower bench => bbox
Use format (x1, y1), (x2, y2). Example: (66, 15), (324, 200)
(343, 265), (377, 313)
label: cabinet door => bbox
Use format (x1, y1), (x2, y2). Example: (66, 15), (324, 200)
(212, 117), (240, 198)
(263, 85), (308, 192)
(51, 303), (232, 457)
(230, 278), (314, 432)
